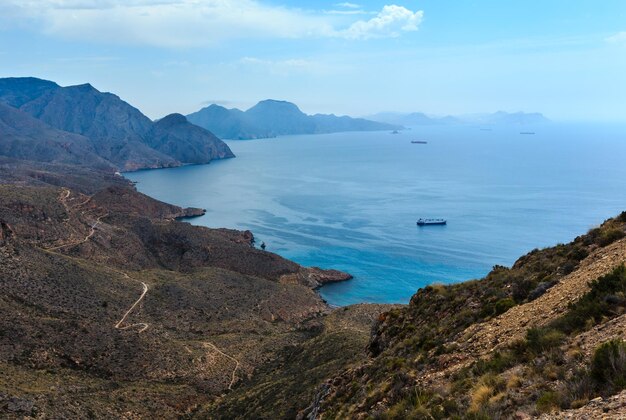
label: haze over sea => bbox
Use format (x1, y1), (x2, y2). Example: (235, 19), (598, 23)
(127, 124), (626, 306)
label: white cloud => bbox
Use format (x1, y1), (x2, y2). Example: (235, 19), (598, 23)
(0, 1), (423, 47)
(339, 5), (423, 40)
(606, 31), (626, 44)
(335, 2), (361, 8)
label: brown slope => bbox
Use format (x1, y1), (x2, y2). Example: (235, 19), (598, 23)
(0, 178), (347, 418)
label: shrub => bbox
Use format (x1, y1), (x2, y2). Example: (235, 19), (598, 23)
(591, 339), (626, 395)
(536, 391), (560, 413)
(525, 328), (565, 353)
(597, 228), (626, 247)
(528, 281), (556, 301)
(469, 385), (493, 412)
(550, 265), (626, 335)
(494, 298), (516, 315)
(471, 351), (516, 376)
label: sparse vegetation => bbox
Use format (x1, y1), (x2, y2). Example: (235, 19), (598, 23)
(591, 339), (626, 395)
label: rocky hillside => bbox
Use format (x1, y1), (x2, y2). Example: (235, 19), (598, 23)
(187, 99), (399, 139)
(0, 77), (234, 171)
(305, 214), (626, 419)
(0, 164), (372, 418)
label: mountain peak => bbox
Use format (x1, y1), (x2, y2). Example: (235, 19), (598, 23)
(69, 83), (98, 92)
(0, 77), (60, 107)
(248, 99), (303, 115)
(156, 113), (188, 126)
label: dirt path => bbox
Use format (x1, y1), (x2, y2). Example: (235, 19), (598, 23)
(114, 278), (149, 333)
(59, 188), (71, 214)
(203, 341), (241, 390)
(47, 213), (107, 251)
(51, 188), (150, 333)
(46, 188), (105, 251)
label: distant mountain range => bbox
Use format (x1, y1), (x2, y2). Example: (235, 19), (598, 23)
(0, 77), (234, 171)
(367, 111), (550, 126)
(187, 100), (400, 139)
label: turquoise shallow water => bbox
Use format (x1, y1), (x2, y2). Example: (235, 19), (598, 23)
(127, 124), (626, 306)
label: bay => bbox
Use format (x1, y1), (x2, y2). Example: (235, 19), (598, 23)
(127, 123), (626, 306)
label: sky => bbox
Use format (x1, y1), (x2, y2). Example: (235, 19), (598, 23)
(0, 1), (625, 122)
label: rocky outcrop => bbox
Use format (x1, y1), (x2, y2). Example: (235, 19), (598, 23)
(279, 267), (353, 289)
(176, 207), (206, 219)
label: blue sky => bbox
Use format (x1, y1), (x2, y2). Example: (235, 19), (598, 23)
(0, 1), (625, 121)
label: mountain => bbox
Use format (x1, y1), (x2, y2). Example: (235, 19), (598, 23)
(244, 100), (317, 136)
(145, 113), (234, 164)
(0, 102), (112, 169)
(187, 99), (400, 139)
(186, 104), (254, 140)
(368, 110), (549, 126)
(0, 77), (234, 170)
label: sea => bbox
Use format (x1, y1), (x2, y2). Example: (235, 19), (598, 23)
(126, 123), (626, 306)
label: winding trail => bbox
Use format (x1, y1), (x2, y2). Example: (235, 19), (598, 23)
(59, 188), (71, 214)
(203, 341), (240, 390)
(114, 277), (149, 333)
(49, 188), (150, 334)
(47, 213), (107, 251)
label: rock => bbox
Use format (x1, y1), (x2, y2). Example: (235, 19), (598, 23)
(177, 207), (206, 219)
(280, 267), (353, 289)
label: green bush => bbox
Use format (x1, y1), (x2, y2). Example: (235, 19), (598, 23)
(591, 339), (626, 394)
(494, 298), (516, 315)
(536, 391), (560, 413)
(597, 228), (626, 247)
(550, 265), (626, 335)
(525, 328), (565, 353)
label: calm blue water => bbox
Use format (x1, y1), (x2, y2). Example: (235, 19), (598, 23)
(127, 124), (626, 306)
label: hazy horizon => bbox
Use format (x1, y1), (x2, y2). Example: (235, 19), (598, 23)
(1, 1), (625, 122)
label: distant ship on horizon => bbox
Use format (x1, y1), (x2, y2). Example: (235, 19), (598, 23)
(411, 140), (427, 144)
